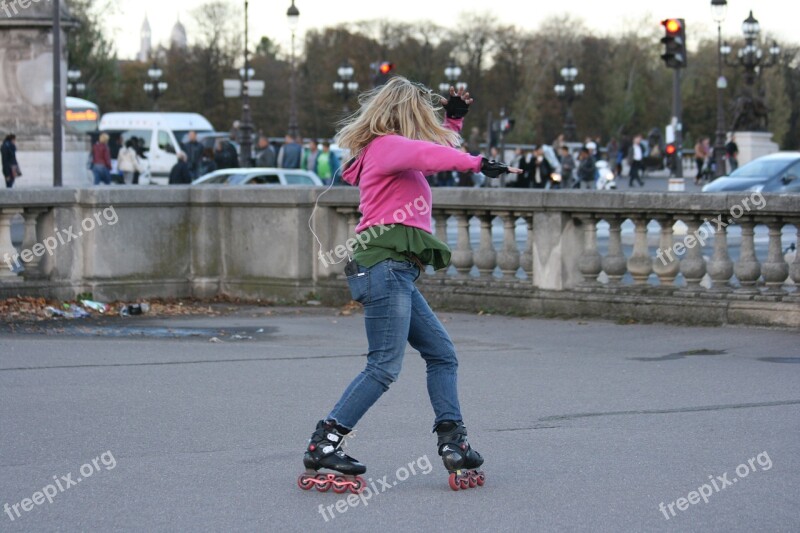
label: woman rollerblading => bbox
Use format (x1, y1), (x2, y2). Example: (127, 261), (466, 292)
(298, 76), (520, 492)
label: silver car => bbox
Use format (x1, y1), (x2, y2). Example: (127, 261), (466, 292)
(193, 168), (323, 186)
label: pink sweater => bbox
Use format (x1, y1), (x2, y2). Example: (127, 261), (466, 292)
(342, 118), (483, 233)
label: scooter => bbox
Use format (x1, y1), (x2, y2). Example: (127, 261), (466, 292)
(595, 160), (617, 190)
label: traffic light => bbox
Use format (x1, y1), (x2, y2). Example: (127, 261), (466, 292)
(660, 18), (687, 69)
(665, 143), (677, 156)
(373, 61), (396, 86)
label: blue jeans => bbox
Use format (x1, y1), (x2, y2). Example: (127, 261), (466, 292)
(92, 164), (111, 185)
(328, 259), (462, 431)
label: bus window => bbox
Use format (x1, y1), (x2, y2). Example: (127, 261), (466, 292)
(65, 98), (100, 135)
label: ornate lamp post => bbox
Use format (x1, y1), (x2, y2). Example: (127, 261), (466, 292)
(711, 0), (728, 177)
(333, 61), (358, 114)
(438, 60), (467, 94)
(553, 60), (585, 142)
(239, 0), (254, 167)
(286, 0), (300, 138)
(143, 62), (167, 111)
(721, 10), (780, 132)
(67, 68), (85, 97)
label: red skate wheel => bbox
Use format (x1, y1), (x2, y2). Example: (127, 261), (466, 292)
(468, 473), (477, 488)
(297, 475), (315, 491)
(332, 476), (348, 494)
(350, 477), (366, 494)
(458, 477), (470, 490)
(448, 473), (460, 491)
(476, 473), (485, 486)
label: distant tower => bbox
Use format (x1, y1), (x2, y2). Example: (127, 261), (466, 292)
(138, 14), (152, 62)
(170, 14), (187, 50)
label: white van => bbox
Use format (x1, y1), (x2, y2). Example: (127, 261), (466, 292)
(98, 112), (214, 185)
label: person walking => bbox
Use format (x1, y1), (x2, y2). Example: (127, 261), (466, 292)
(255, 136), (276, 167)
(183, 131), (204, 179)
(168, 152), (193, 184)
(278, 134), (302, 169)
(314, 141), (339, 185)
(199, 147), (217, 177)
(91, 133), (113, 186)
(577, 147), (596, 189)
(1, 134), (20, 189)
(628, 134), (645, 187)
(725, 134), (739, 173)
(297, 77), (520, 494)
(694, 138), (708, 185)
(301, 139), (320, 173)
(117, 140), (142, 185)
(559, 146), (576, 188)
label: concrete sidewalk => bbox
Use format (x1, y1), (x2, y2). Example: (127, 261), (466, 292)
(1, 307), (798, 532)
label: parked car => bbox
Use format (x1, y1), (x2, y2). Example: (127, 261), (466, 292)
(192, 168), (323, 186)
(702, 152), (800, 193)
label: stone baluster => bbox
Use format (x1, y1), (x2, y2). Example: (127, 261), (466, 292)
(788, 220), (800, 300)
(679, 217), (707, 290)
(22, 208), (49, 280)
(601, 216), (627, 286)
(449, 211), (473, 277)
(706, 217), (734, 291)
(0, 208), (23, 279)
(652, 217), (680, 287)
(432, 210), (450, 278)
(734, 218), (761, 293)
(495, 211), (520, 278)
(577, 215), (602, 286)
(627, 216), (653, 285)
(518, 213), (534, 280)
(473, 213), (497, 278)
(761, 220), (789, 294)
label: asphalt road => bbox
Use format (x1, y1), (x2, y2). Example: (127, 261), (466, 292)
(1, 307), (798, 532)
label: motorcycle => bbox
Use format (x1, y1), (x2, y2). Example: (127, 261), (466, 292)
(595, 160), (617, 190)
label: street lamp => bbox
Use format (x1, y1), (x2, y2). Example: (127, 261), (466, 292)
(720, 10), (780, 133)
(67, 68), (86, 97)
(438, 60), (467, 94)
(333, 60), (358, 113)
(239, 0), (254, 167)
(721, 10), (780, 87)
(553, 60), (585, 142)
(286, 0), (300, 139)
(143, 62), (167, 110)
(711, 0), (728, 178)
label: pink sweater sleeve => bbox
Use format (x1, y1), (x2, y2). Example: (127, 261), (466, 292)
(372, 135), (482, 176)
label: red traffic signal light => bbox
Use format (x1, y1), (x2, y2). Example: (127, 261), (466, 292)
(665, 143), (677, 155)
(663, 18), (681, 34)
(660, 18), (687, 69)
(379, 62), (395, 75)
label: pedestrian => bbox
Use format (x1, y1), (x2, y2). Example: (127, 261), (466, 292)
(725, 134), (739, 173)
(183, 131), (204, 179)
(694, 137), (708, 185)
(199, 147), (217, 176)
(132, 136), (147, 184)
(315, 141), (339, 186)
(168, 152), (193, 184)
(628, 134), (645, 187)
(530, 145), (553, 189)
(297, 77), (520, 494)
(91, 133), (113, 185)
(255, 136), (277, 167)
(559, 146), (576, 188)
(605, 137), (619, 169)
(278, 134), (302, 169)
(117, 140), (142, 185)
(302, 139), (320, 173)
(577, 147), (595, 189)
(1, 133), (20, 189)
(214, 139), (238, 170)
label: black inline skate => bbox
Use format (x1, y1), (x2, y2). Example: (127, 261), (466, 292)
(436, 421), (485, 491)
(298, 420), (367, 494)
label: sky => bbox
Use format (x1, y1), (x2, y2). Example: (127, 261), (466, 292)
(110, 0), (793, 61)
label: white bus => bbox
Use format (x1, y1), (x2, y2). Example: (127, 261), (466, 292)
(66, 96), (100, 135)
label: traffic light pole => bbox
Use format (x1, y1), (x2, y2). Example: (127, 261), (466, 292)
(672, 69), (683, 178)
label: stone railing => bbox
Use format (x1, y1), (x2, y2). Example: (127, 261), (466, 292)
(1, 187), (798, 327)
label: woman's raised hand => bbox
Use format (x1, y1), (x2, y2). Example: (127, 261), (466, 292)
(441, 86), (473, 119)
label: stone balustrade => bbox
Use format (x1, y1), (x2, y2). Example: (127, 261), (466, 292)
(1, 187), (798, 326)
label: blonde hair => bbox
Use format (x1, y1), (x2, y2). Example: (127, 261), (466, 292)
(335, 76), (461, 158)
(99, 133), (109, 144)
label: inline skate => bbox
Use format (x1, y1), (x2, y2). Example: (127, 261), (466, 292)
(436, 421), (485, 491)
(298, 420), (366, 494)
